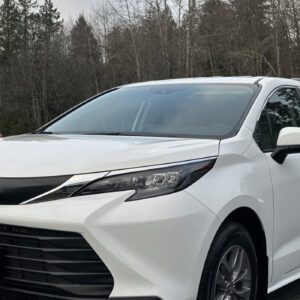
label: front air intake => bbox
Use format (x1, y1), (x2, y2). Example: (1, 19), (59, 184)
(0, 224), (114, 299)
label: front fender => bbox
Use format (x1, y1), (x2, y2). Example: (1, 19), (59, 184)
(185, 144), (274, 285)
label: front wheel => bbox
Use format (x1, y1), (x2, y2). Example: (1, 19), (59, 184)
(198, 222), (259, 300)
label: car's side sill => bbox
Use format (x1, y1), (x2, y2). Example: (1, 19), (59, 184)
(268, 272), (300, 294)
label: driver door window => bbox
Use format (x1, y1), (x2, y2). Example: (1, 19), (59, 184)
(254, 87), (300, 152)
(267, 87), (300, 142)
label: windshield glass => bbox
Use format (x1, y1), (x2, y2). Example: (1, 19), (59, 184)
(43, 83), (258, 139)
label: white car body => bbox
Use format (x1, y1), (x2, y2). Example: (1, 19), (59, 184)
(0, 76), (300, 299)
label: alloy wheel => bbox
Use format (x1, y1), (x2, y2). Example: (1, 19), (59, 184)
(213, 245), (252, 300)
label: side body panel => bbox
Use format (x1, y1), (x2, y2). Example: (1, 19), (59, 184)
(186, 126), (274, 285)
(242, 78), (300, 291)
(267, 152), (300, 285)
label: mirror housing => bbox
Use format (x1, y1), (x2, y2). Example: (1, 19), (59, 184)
(272, 127), (300, 164)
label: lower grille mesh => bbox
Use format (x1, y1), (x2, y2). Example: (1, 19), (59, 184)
(0, 224), (114, 299)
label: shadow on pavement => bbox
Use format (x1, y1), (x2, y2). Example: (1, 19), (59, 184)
(268, 280), (300, 299)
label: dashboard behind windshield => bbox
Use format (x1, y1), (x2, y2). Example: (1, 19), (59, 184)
(42, 83), (259, 139)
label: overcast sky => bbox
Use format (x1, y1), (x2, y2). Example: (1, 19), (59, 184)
(50, 0), (180, 21)
(37, 1), (181, 22)
(51, 0), (97, 20)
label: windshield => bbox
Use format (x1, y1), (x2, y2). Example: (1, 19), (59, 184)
(43, 83), (258, 139)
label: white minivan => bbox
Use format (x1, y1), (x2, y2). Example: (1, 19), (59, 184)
(0, 77), (299, 300)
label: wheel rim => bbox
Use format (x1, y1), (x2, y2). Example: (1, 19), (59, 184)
(213, 245), (252, 300)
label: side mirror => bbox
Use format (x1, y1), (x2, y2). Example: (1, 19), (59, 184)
(272, 127), (300, 164)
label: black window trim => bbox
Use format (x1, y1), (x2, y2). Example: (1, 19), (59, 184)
(253, 109), (274, 153)
(253, 85), (300, 153)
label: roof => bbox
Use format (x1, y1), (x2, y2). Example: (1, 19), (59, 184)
(123, 76), (300, 87)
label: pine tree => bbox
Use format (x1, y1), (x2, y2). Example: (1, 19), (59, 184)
(70, 15), (101, 97)
(37, 0), (62, 123)
(0, 0), (21, 62)
(38, 0), (62, 43)
(229, 0), (271, 74)
(0, 0), (21, 131)
(141, 2), (177, 78)
(18, 0), (38, 51)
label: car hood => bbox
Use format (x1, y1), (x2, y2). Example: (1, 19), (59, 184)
(0, 134), (220, 178)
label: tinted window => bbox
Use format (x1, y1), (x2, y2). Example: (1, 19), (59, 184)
(254, 109), (273, 151)
(44, 84), (258, 139)
(266, 87), (300, 143)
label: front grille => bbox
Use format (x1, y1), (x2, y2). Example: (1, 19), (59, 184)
(0, 176), (71, 205)
(0, 224), (114, 299)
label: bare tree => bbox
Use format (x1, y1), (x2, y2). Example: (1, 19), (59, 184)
(2, 0), (300, 136)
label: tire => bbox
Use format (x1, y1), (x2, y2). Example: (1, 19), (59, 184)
(198, 222), (259, 300)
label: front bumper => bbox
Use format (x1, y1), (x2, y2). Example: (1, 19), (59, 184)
(0, 190), (220, 300)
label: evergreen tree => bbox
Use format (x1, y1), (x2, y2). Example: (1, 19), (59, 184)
(229, 0), (271, 74)
(141, 3), (177, 79)
(0, 0), (21, 62)
(0, 0), (21, 133)
(199, 0), (235, 75)
(70, 15), (101, 97)
(18, 0), (38, 51)
(37, 0), (62, 122)
(1, 0), (300, 136)
(38, 0), (62, 44)
(105, 26), (136, 85)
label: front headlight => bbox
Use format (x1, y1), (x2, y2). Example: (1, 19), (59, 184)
(25, 159), (216, 204)
(74, 159), (216, 201)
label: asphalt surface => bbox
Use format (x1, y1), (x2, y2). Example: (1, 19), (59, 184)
(268, 280), (300, 299)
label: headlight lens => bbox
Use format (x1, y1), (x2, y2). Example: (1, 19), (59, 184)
(25, 159), (216, 204)
(73, 159), (216, 201)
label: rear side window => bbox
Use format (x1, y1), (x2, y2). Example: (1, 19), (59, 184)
(254, 87), (300, 152)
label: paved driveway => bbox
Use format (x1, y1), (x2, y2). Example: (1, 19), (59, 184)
(268, 280), (300, 299)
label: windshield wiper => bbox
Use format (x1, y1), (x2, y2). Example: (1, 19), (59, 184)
(33, 131), (181, 138)
(83, 132), (181, 138)
(85, 132), (126, 136)
(35, 131), (62, 135)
